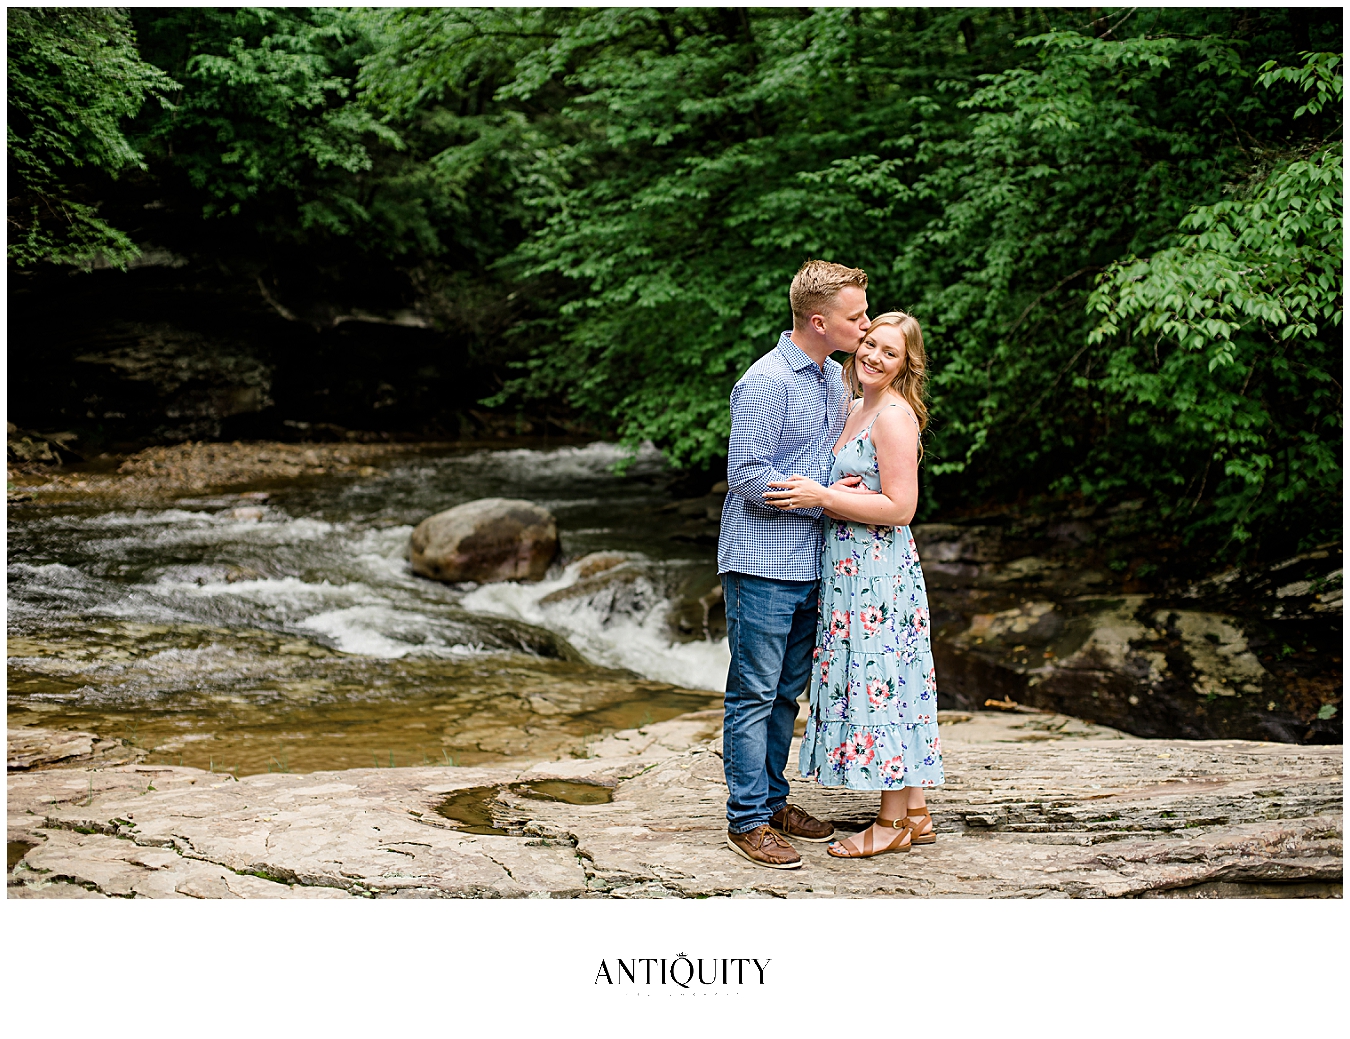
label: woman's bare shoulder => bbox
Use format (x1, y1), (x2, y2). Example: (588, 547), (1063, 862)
(873, 397), (920, 436)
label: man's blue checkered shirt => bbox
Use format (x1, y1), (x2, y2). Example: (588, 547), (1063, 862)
(717, 331), (850, 581)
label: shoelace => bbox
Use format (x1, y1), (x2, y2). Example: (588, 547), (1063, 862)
(755, 826), (791, 849)
(776, 804), (808, 828)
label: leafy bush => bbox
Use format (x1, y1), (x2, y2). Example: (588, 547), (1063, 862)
(7, 7), (174, 266)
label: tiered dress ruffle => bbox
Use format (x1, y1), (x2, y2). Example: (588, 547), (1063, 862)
(798, 416), (945, 790)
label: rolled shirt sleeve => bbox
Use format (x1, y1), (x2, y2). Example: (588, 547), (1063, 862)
(727, 375), (825, 521)
(717, 332), (848, 580)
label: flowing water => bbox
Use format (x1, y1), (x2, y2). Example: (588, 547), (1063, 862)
(7, 442), (730, 774)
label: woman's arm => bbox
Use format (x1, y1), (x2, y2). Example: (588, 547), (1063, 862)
(764, 404), (919, 525)
(821, 477), (876, 520)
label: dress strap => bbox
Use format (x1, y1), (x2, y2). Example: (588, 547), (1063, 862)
(873, 401), (920, 432)
(868, 403), (922, 460)
(864, 402), (903, 433)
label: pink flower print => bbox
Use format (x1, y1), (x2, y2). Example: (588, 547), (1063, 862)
(826, 740), (854, 771)
(859, 604), (885, 636)
(920, 778), (935, 788)
(866, 678), (892, 709)
(834, 556), (859, 576)
(930, 733), (942, 757)
(879, 756), (906, 786)
(846, 730), (876, 765)
(924, 667), (937, 694)
(912, 606), (929, 634)
(819, 657), (830, 685)
(829, 610), (850, 637)
(907, 533), (918, 556)
(914, 712), (932, 725)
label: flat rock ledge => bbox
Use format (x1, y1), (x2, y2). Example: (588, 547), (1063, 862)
(8, 711), (1341, 899)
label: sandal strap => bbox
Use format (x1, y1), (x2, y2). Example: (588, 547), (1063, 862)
(874, 820), (911, 850)
(833, 819), (912, 857)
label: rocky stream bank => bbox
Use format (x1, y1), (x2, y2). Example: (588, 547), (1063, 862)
(9, 435), (1344, 745)
(9, 709), (1341, 899)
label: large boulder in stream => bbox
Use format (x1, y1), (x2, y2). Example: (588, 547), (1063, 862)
(411, 498), (558, 584)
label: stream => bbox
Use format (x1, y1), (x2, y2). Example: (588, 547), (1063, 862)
(7, 442), (730, 774)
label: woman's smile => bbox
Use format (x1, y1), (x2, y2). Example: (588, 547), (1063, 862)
(855, 325), (906, 385)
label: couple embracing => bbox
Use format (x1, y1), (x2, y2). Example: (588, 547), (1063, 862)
(717, 259), (944, 869)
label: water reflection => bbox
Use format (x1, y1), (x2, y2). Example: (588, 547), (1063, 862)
(435, 780), (614, 835)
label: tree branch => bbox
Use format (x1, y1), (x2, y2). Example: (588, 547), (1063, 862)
(1005, 266), (1102, 337)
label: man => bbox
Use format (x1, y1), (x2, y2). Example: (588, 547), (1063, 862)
(717, 259), (871, 868)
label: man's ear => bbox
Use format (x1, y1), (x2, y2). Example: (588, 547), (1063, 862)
(809, 313), (828, 335)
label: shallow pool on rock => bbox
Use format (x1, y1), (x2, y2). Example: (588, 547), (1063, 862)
(434, 780), (614, 835)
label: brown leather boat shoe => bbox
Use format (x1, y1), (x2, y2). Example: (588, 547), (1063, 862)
(727, 825), (803, 869)
(769, 803), (835, 843)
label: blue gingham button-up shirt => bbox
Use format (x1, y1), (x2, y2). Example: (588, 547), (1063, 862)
(717, 331), (850, 581)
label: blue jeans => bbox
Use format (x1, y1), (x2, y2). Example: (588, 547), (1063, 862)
(721, 572), (819, 834)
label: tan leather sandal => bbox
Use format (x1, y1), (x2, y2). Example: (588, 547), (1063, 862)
(904, 806), (937, 846)
(826, 817), (912, 858)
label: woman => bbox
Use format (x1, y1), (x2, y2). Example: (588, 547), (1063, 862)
(763, 311), (943, 858)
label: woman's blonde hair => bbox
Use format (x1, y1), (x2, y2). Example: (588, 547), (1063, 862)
(842, 310), (928, 457)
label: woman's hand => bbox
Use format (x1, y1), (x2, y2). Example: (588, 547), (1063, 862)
(823, 475), (877, 519)
(830, 475), (873, 494)
(763, 475), (829, 511)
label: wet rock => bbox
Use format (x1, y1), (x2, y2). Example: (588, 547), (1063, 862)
(572, 551), (638, 578)
(661, 490), (725, 547)
(411, 498), (559, 584)
(70, 321), (275, 442)
(8, 728), (145, 771)
(7, 425), (81, 467)
(1182, 547), (1344, 622)
(8, 440), (415, 500)
(668, 580), (726, 644)
(934, 595), (1332, 742)
(909, 509), (1341, 744)
(538, 563), (655, 619)
(580, 708), (725, 759)
(912, 523), (1005, 564)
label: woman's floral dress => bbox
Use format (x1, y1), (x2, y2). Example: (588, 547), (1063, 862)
(798, 404), (945, 791)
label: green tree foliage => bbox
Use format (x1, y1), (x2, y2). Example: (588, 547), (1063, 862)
(8, 8), (1342, 560)
(7, 7), (175, 266)
(1088, 53), (1342, 549)
(130, 8), (400, 245)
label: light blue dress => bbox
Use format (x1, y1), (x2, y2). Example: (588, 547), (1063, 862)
(798, 404), (946, 791)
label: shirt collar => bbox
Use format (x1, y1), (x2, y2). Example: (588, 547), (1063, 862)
(776, 331), (820, 373)
(778, 331), (844, 377)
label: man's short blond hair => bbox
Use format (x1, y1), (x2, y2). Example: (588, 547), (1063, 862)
(789, 259), (868, 324)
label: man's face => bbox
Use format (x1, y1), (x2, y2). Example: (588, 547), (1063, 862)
(814, 286), (870, 354)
